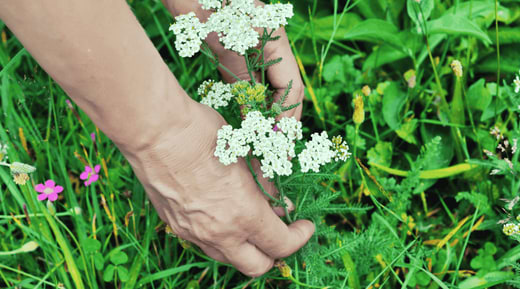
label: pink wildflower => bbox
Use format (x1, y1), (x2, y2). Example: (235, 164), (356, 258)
(273, 124), (280, 132)
(80, 165), (101, 186)
(91, 133), (96, 142)
(35, 180), (63, 202)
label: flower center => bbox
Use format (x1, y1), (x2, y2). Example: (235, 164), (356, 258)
(43, 187), (54, 194)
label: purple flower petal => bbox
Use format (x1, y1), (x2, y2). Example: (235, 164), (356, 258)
(94, 165), (101, 173)
(91, 133), (96, 142)
(35, 184), (46, 193)
(90, 174), (99, 183)
(80, 171), (89, 180)
(45, 180), (55, 188)
(48, 193), (58, 202)
(84, 166), (92, 173)
(37, 193), (48, 201)
(54, 186), (64, 194)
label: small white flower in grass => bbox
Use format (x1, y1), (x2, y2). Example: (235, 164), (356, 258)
(490, 169), (501, 175)
(514, 73), (520, 94)
(169, 12), (209, 57)
(198, 80), (234, 109)
(298, 132), (336, 173)
(332, 136), (351, 161)
(198, 0), (222, 10)
(503, 223), (520, 236)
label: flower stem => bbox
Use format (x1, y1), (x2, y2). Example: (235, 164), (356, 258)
(245, 156), (282, 206)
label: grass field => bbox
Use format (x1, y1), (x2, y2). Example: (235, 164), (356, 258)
(1, 0), (520, 288)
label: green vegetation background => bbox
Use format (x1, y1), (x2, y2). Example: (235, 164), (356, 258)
(1, 0), (520, 288)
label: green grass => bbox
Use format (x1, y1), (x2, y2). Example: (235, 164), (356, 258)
(1, 0), (520, 288)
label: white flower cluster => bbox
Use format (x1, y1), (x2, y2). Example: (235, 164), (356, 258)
(514, 71), (520, 94)
(503, 222), (520, 236)
(169, 12), (209, 57)
(298, 132), (337, 173)
(214, 111), (302, 178)
(199, 0), (222, 10)
(251, 4), (294, 29)
(170, 0), (294, 56)
(198, 80), (234, 109)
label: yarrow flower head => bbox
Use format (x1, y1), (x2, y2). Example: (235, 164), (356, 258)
(214, 111), (302, 178)
(169, 12), (209, 57)
(198, 80), (234, 109)
(199, 0), (222, 10)
(80, 165), (101, 186)
(170, 0), (294, 56)
(35, 180), (63, 202)
(298, 132), (336, 173)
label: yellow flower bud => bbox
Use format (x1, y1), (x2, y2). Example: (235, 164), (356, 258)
(353, 94), (365, 125)
(362, 85), (371, 97)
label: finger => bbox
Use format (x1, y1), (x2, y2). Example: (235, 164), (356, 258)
(264, 28), (305, 121)
(248, 203), (314, 259)
(194, 241), (229, 264)
(272, 196), (295, 217)
(219, 242), (274, 277)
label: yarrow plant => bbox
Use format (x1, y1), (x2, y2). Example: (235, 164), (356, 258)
(169, 0), (356, 279)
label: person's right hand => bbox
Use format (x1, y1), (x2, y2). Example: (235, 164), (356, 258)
(123, 100), (314, 277)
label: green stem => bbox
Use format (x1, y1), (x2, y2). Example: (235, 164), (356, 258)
(245, 156), (282, 206)
(460, 78), (483, 159)
(276, 175), (293, 223)
(494, 0), (501, 121)
(200, 46), (242, 82)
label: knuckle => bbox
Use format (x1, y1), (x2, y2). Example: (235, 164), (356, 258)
(244, 260), (274, 277)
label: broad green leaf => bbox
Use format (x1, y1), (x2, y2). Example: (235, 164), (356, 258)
(407, 0), (434, 24)
(396, 118), (418, 144)
(382, 82), (407, 130)
(477, 45), (520, 74)
(103, 264), (115, 282)
(117, 266), (129, 282)
(467, 79), (492, 111)
(94, 252), (104, 271)
(427, 14), (492, 44)
(342, 19), (404, 50)
(186, 280), (200, 289)
(367, 142), (393, 170)
(322, 55), (360, 93)
(81, 238), (101, 254)
(488, 27), (520, 44)
(110, 251), (128, 265)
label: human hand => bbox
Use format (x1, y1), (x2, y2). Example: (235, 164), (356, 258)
(123, 101), (314, 277)
(162, 0), (305, 120)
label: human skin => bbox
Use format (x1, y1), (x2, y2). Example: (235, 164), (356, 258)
(0, 0), (313, 277)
